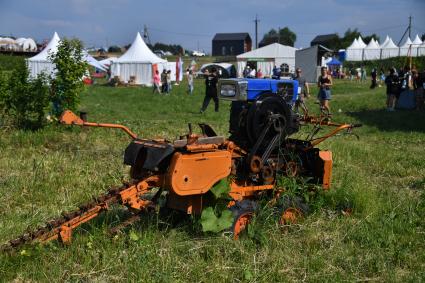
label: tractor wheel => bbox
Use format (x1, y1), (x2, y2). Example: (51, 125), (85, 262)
(229, 200), (257, 240)
(278, 195), (310, 225)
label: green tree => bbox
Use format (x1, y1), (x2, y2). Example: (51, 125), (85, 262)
(49, 38), (88, 116)
(261, 27), (297, 47)
(363, 34), (381, 45)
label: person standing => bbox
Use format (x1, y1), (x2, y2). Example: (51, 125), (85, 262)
(161, 69), (168, 93)
(200, 68), (219, 113)
(317, 66), (332, 115)
(166, 70), (172, 93)
(187, 70), (194, 95)
(384, 68), (400, 111)
(360, 66), (367, 83)
(370, 68), (377, 89)
(293, 67), (310, 114)
(152, 70), (161, 94)
(413, 69), (424, 110)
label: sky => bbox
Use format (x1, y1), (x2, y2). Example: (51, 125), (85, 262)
(0, 0), (424, 53)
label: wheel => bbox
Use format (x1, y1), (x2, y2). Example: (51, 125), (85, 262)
(229, 200), (257, 240)
(278, 195), (310, 225)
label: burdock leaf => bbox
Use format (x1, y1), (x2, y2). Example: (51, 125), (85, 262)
(201, 207), (233, 232)
(210, 179), (231, 199)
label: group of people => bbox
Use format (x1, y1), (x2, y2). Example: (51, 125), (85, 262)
(153, 68), (195, 95)
(242, 65), (263, 79)
(384, 66), (425, 111)
(152, 69), (172, 94)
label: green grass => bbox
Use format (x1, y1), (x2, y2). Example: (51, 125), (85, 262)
(1, 78), (425, 282)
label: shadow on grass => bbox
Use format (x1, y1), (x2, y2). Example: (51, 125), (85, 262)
(346, 108), (425, 132)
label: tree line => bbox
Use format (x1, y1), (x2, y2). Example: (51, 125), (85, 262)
(261, 27), (386, 50)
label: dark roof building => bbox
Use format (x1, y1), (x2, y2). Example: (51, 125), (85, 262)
(310, 34), (338, 47)
(212, 33), (252, 56)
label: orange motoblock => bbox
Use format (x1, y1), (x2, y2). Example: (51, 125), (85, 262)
(2, 81), (361, 250)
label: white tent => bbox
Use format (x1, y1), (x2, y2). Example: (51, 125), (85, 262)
(99, 57), (117, 66)
(363, 38), (381, 60)
(21, 38), (37, 51)
(381, 38), (398, 59)
(380, 36), (390, 48)
(28, 32), (109, 78)
(27, 32), (60, 78)
(346, 38), (363, 61)
(399, 37), (413, 56)
(412, 34), (423, 45)
(83, 52), (107, 72)
(418, 41), (425, 57)
(357, 36), (367, 48)
(236, 43), (296, 77)
(111, 32), (167, 85)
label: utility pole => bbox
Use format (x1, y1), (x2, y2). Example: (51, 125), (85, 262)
(143, 24), (151, 45)
(397, 15), (413, 46)
(254, 14), (260, 49)
(278, 27), (281, 44)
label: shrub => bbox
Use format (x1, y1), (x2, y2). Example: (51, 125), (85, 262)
(49, 38), (88, 116)
(0, 60), (49, 129)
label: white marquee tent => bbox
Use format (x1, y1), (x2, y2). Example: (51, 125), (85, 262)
(27, 32), (60, 78)
(236, 43), (296, 77)
(381, 37), (399, 59)
(418, 41), (425, 56)
(357, 36), (367, 48)
(346, 38), (363, 61)
(399, 37), (413, 56)
(380, 36), (390, 48)
(412, 34), (423, 45)
(28, 32), (109, 78)
(111, 32), (167, 85)
(363, 38), (381, 60)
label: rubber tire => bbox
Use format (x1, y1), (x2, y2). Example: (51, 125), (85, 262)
(229, 200), (258, 239)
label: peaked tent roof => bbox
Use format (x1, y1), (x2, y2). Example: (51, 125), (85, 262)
(28, 32), (60, 62)
(237, 43), (296, 59)
(380, 36), (390, 48)
(115, 32), (166, 64)
(365, 38), (380, 49)
(382, 37), (398, 49)
(412, 34), (423, 45)
(357, 36), (367, 48)
(401, 37), (413, 47)
(347, 38), (360, 49)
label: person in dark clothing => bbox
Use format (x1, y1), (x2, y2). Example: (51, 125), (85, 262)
(160, 69), (168, 94)
(413, 69), (424, 110)
(370, 68), (377, 89)
(384, 68), (400, 111)
(200, 68), (219, 113)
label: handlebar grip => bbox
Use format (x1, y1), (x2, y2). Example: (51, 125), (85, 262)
(352, 123), (363, 128)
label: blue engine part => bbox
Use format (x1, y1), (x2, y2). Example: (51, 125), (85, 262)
(218, 78), (301, 151)
(218, 78), (299, 106)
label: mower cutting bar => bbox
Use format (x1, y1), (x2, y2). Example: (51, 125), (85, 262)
(1, 177), (159, 253)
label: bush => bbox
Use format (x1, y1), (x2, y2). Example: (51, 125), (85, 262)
(49, 38), (88, 116)
(0, 60), (49, 129)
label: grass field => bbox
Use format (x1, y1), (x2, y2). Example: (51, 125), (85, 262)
(0, 77), (424, 282)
